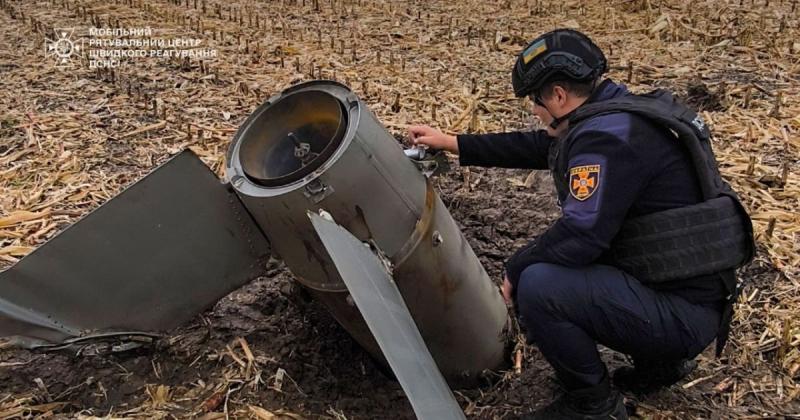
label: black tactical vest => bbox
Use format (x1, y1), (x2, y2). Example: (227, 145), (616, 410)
(549, 90), (755, 284)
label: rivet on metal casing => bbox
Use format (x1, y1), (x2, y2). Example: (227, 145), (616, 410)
(303, 178), (334, 203)
(432, 231), (444, 247)
(431, 230), (444, 247)
(346, 93), (359, 108)
(346, 294), (355, 307)
(232, 176), (245, 188)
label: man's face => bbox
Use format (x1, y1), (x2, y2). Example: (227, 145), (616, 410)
(528, 85), (570, 136)
(529, 89), (557, 136)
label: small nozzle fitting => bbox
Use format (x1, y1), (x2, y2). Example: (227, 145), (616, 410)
(404, 147), (426, 160)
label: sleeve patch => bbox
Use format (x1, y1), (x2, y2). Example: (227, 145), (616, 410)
(569, 164), (601, 201)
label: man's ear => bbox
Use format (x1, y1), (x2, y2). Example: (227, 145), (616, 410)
(554, 85), (568, 105)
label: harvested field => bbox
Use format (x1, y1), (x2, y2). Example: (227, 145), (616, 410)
(0, 0), (799, 418)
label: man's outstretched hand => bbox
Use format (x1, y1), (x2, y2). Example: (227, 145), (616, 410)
(502, 275), (513, 305)
(407, 125), (459, 154)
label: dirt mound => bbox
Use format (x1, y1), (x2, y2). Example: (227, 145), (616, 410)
(683, 79), (728, 112)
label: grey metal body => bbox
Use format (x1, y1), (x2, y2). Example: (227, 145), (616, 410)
(309, 212), (466, 420)
(227, 81), (427, 292)
(0, 150), (270, 347)
(226, 80), (508, 386)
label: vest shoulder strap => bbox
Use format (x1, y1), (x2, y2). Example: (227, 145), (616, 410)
(569, 90), (721, 200)
(572, 90), (756, 272)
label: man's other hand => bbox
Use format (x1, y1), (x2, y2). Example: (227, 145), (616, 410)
(502, 275), (513, 305)
(407, 125), (459, 154)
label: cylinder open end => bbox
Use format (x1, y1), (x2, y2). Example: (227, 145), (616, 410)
(238, 90), (347, 187)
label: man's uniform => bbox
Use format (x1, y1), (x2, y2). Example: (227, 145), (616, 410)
(457, 78), (740, 391)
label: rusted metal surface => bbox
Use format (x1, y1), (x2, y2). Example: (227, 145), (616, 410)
(0, 150), (271, 348)
(392, 182), (508, 384)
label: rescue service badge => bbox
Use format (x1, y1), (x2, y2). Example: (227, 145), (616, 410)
(569, 165), (600, 201)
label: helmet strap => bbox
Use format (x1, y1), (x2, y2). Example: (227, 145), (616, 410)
(549, 110), (573, 130)
(547, 77), (602, 129)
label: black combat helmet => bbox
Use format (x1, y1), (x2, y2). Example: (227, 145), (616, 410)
(512, 29), (608, 98)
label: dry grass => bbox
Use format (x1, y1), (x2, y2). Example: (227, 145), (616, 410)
(0, 0), (798, 417)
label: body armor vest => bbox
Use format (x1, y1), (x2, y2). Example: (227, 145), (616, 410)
(549, 90), (755, 284)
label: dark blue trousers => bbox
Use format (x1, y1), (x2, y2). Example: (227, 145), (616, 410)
(516, 263), (721, 391)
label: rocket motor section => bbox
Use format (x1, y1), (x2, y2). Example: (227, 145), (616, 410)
(226, 80), (509, 386)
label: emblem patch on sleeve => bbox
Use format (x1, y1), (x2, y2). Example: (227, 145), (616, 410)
(569, 165), (600, 201)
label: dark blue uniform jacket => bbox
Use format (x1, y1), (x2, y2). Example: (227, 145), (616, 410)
(457, 79), (727, 304)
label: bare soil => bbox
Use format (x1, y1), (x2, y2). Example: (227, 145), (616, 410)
(1, 161), (792, 418)
(1, 0), (798, 417)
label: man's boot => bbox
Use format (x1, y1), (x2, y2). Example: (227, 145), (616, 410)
(612, 358), (697, 394)
(526, 374), (628, 420)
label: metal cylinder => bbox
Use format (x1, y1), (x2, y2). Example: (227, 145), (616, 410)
(226, 80), (508, 386)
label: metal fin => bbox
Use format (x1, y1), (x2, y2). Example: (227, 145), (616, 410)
(309, 211), (465, 420)
(0, 150), (271, 347)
